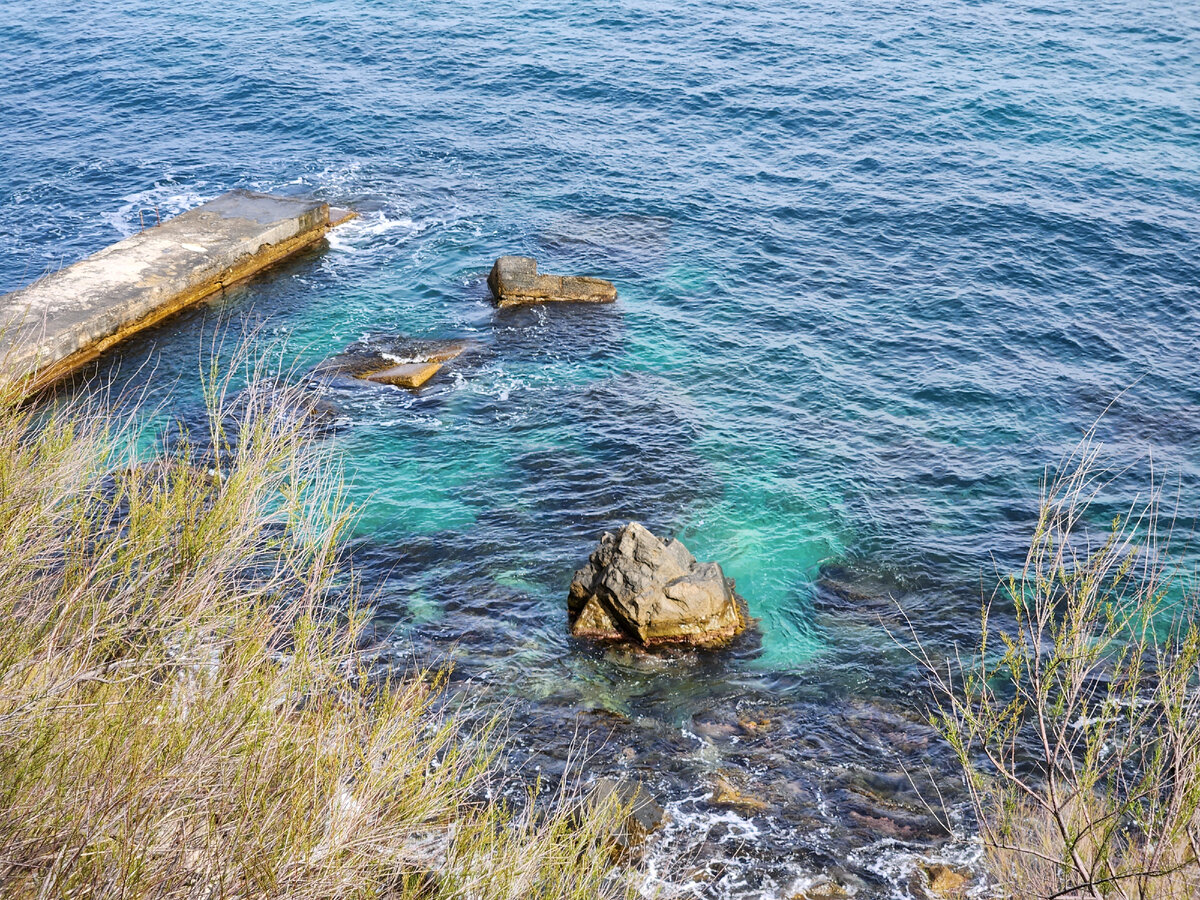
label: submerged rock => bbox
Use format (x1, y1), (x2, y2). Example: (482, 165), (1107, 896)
(791, 882), (851, 899)
(710, 772), (768, 813)
(313, 335), (473, 389)
(488, 255), (617, 308)
(568, 522), (747, 648)
(919, 863), (969, 898)
(588, 777), (665, 857)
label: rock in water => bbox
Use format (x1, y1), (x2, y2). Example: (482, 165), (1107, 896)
(568, 522), (747, 648)
(920, 863), (970, 897)
(313, 335), (473, 389)
(587, 778), (665, 858)
(363, 361), (443, 388)
(710, 772), (768, 813)
(487, 255), (617, 308)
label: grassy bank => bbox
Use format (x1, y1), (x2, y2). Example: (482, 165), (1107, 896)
(925, 433), (1200, 899)
(0, 374), (632, 899)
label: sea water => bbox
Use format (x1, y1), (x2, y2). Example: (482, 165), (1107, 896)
(3, 2), (1199, 895)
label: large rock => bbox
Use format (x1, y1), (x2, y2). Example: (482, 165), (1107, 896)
(568, 523), (747, 648)
(487, 256), (617, 308)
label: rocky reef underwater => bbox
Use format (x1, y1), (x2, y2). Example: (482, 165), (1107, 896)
(286, 258), (981, 900)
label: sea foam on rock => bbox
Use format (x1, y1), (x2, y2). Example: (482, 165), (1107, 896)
(568, 522), (747, 648)
(488, 255), (617, 308)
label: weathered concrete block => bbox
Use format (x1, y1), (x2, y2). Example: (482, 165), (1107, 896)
(313, 335), (473, 391)
(0, 190), (353, 395)
(487, 256), (616, 308)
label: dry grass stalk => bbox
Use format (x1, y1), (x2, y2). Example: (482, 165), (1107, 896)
(920, 431), (1200, 899)
(0, 362), (634, 900)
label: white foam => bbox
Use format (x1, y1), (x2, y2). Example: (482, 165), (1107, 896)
(325, 211), (432, 254)
(101, 179), (209, 238)
(784, 873), (860, 898)
(849, 836), (987, 899)
(636, 796), (988, 899)
(637, 796), (781, 899)
(380, 352), (427, 365)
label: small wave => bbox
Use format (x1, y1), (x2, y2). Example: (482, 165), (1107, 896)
(325, 211), (431, 254)
(379, 351), (427, 365)
(639, 796), (774, 899)
(101, 180), (209, 238)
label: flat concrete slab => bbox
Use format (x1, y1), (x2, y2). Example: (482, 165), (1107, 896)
(365, 361), (444, 388)
(311, 335), (474, 391)
(0, 190), (352, 394)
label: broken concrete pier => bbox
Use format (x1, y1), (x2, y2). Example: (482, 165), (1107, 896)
(0, 190), (355, 395)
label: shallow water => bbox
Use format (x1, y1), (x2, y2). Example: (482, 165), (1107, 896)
(4, 1), (1200, 895)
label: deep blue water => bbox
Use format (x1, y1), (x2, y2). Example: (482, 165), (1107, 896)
(3, 2), (1200, 896)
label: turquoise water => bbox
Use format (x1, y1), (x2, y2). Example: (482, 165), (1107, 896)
(3, 2), (1200, 895)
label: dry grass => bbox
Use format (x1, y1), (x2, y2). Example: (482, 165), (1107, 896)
(921, 430), (1200, 899)
(0, 366), (634, 900)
